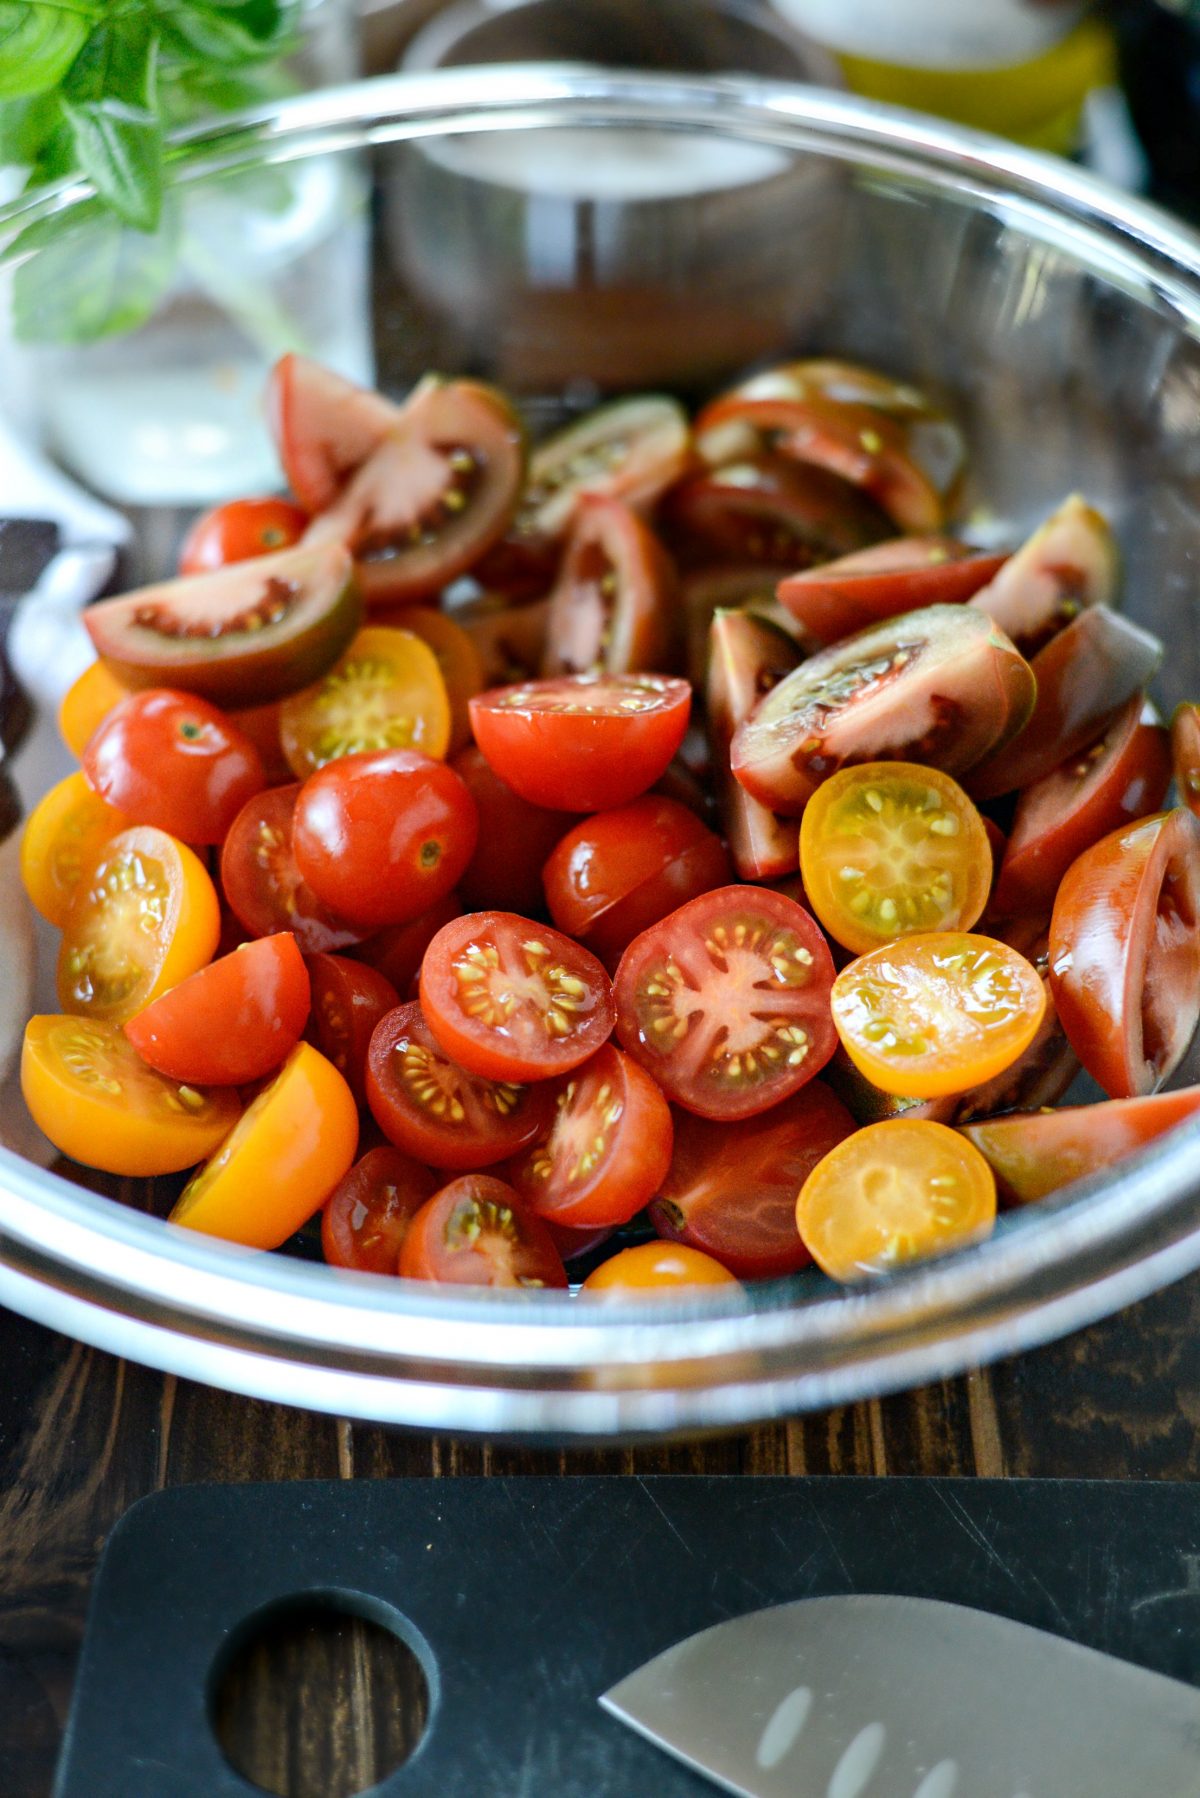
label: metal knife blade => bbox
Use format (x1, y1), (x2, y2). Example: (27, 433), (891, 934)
(600, 1594), (1200, 1798)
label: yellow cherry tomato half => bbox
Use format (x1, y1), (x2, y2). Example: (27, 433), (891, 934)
(58, 658), (132, 758)
(581, 1241), (742, 1297)
(57, 825), (220, 1025)
(386, 606), (485, 755)
(21, 1015), (240, 1176)
(169, 1041), (358, 1248)
(279, 624), (451, 778)
(800, 761), (992, 956)
(796, 1117), (997, 1282)
(20, 771), (134, 927)
(830, 930), (1046, 1099)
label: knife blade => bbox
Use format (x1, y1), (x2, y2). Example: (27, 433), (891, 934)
(600, 1594), (1200, 1797)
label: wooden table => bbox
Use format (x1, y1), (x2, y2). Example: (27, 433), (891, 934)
(3, 1266), (1199, 1796)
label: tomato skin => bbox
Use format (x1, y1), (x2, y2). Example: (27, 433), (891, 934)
(450, 745), (576, 916)
(178, 497), (309, 576)
(229, 699), (293, 786)
(967, 495), (1117, 656)
(614, 885), (838, 1121)
(351, 892), (462, 996)
(366, 1002), (551, 1170)
(386, 606), (484, 755)
(469, 673), (692, 812)
(292, 749), (477, 931)
(1048, 809), (1200, 1098)
(220, 783), (363, 953)
(58, 660), (132, 758)
(542, 498), (676, 678)
(20, 771), (133, 928)
(266, 352), (403, 515)
(1171, 703), (1200, 819)
(992, 696), (1171, 917)
(960, 1086), (1200, 1206)
(777, 538), (1006, 645)
(303, 952), (398, 1106)
(321, 1145), (437, 1272)
(397, 1176), (568, 1288)
(511, 392), (693, 546)
(665, 455), (887, 570)
(649, 1081), (856, 1280)
(124, 933), (310, 1086)
(420, 911), (615, 1084)
(543, 796), (731, 970)
(705, 608), (802, 882)
(83, 688), (265, 846)
(506, 1043), (673, 1229)
(21, 1015), (241, 1177)
(581, 1241), (740, 1295)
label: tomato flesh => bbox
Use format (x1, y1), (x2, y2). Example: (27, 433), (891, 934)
(542, 497), (676, 678)
(777, 537), (1005, 645)
(266, 352), (403, 515)
(279, 624), (451, 778)
(967, 495), (1117, 656)
(178, 497), (309, 576)
(706, 608), (803, 881)
(83, 688), (265, 846)
(513, 392), (693, 544)
(398, 1175), (568, 1288)
(1171, 703), (1200, 819)
(221, 784), (363, 953)
(321, 1145), (437, 1273)
(960, 1087), (1200, 1206)
(124, 933), (310, 1086)
(20, 771), (133, 928)
(303, 952), (399, 1107)
(665, 456), (888, 569)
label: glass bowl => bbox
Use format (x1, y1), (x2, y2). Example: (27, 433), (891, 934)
(3, 67), (1200, 1440)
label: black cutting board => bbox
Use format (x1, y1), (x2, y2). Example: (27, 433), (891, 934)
(54, 1476), (1200, 1796)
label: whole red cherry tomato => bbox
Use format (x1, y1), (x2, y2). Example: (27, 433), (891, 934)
(450, 745), (576, 916)
(178, 496), (309, 576)
(124, 932), (310, 1086)
(398, 1175), (568, 1288)
(304, 953), (399, 1106)
(84, 688), (265, 845)
(321, 1145), (437, 1273)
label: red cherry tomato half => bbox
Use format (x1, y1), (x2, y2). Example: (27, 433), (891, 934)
(420, 912), (615, 1084)
(321, 1144), (437, 1273)
(292, 748), (478, 931)
(450, 745), (575, 916)
(178, 496), (309, 576)
(366, 1002), (550, 1169)
(469, 673), (691, 812)
(777, 537), (1005, 645)
(614, 885), (837, 1120)
(351, 891), (462, 997)
(648, 1080), (856, 1280)
(1171, 702), (1200, 819)
(1049, 808), (1200, 1098)
(220, 783), (363, 952)
(959, 1086), (1200, 1206)
(123, 932), (310, 1086)
(398, 1175), (568, 1288)
(304, 953), (399, 1106)
(84, 688), (265, 846)
(543, 795), (730, 970)
(542, 497), (676, 678)
(506, 1042), (673, 1228)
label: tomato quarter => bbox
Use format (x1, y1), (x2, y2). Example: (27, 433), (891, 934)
(1171, 702), (1200, 819)
(398, 1175), (568, 1289)
(124, 933), (310, 1086)
(777, 537), (1005, 645)
(542, 498), (676, 678)
(967, 494), (1117, 656)
(960, 1086), (1200, 1206)
(706, 607), (802, 882)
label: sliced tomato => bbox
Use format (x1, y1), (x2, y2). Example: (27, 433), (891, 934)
(303, 953), (399, 1107)
(1171, 702), (1200, 819)
(830, 931), (1047, 1099)
(682, 563), (801, 690)
(949, 921), (1079, 1123)
(321, 1145), (437, 1273)
(506, 1043), (673, 1229)
(20, 771), (133, 928)
(731, 605), (1034, 816)
(398, 1175), (568, 1289)
(968, 606), (1163, 801)
(124, 933), (310, 1085)
(796, 1118), (996, 1282)
(84, 542), (362, 709)
(822, 1043), (958, 1128)
(58, 659), (132, 758)
(302, 379), (525, 606)
(581, 1241), (740, 1295)
(178, 496), (309, 576)
(385, 606), (484, 755)
(351, 892), (462, 997)
(665, 455), (887, 571)
(450, 745), (575, 916)
(278, 623), (451, 778)
(992, 696), (1172, 916)
(469, 672), (691, 812)
(419, 912), (615, 1084)
(648, 1080), (855, 1280)
(21, 1015), (240, 1177)
(614, 885), (837, 1120)
(777, 537), (1006, 645)
(59, 825), (220, 1025)
(799, 762), (993, 956)
(513, 393), (693, 545)
(450, 594), (551, 687)
(1048, 808), (1200, 1098)
(967, 495), (1118, 655)
(541, 498), (676, 678)
(220, 783), (363, 953)
(265, 352), (403, 515)
(706, 608), (802, 881)
(960, 1087), (1200, 1206)
(83, 688), (265, 846)
(366, 1001), (550, 1170)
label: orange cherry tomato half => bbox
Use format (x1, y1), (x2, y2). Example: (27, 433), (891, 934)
(420, 911), (615, 1084)
(796, 1118), (996, 1282)
(580, 1241), (741, 1296)
(124, 933), (311, 1086)
(959, 1085), (1200, 1207)
(20, 770), (133, 927)
(321, 1144), (438, 1273)
(506, 1042), (673, 1229)
(178, 496), (309, 576)
(58, 825), (220, 1025)
(397, 1175), (568, 1288)
(1171, 702), (1200, 820)
(278, 624), (451, 779)
(830, 931), (1046, 1099)
(83, 688), (266, 846)
(303, 952), (398, 1106)
(799, 762), (992, 956)
(386, 606), (485, 755)
(169, 1041), (358, 1249)
(58, 659), (132, 758)
(21, 1015), (240, 1177)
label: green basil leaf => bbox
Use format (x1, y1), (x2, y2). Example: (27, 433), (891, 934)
(0, 91), (60, 166)
(0, 4), (93, 101)
(62, 28), (163, 231)
(9, 192), (179, 342)
(156, 0), (297, 65)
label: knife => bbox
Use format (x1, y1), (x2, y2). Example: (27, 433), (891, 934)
(600, 1594), (1200, 1797)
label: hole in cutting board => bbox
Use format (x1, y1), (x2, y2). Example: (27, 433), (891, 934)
(209, 1590), (431, 1798)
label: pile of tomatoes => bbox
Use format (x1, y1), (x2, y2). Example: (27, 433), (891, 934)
(18, 352), (1200, 1296)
